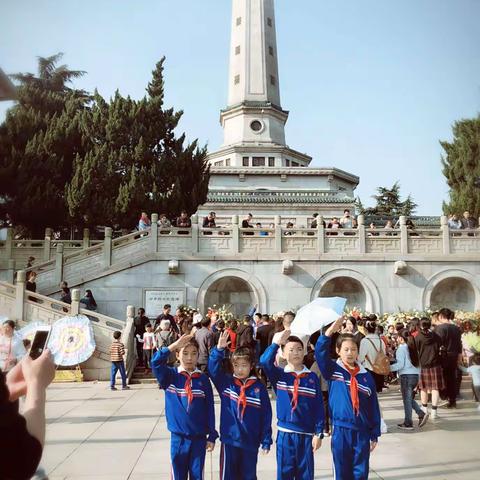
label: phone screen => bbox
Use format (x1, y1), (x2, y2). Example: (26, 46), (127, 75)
(30, 330), (49, 360)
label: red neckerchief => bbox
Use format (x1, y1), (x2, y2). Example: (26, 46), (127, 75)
(234, 378), (257, 422)
(180, 371), (202, 410)
(289, 372), (309, 415)
(342, 362), (360, 416)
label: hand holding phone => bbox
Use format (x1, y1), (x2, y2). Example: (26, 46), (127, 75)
(30, 327), (52, 360)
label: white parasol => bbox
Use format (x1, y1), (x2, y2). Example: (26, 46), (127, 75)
(290, 297), (347, 336)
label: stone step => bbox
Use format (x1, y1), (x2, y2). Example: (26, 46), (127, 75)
(129, 378), (158, 385)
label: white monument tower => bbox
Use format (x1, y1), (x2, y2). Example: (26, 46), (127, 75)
(201, 0), (359, 224)
(208, 0), (310, 167)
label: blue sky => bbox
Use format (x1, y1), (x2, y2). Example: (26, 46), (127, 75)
(1, 0), (479, 215)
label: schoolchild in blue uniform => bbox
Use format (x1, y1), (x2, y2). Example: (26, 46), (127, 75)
(260, 330), (324, 480)
(208, 330), (272, 480)
(315, 318), (381, 480)
(152, 334), (218, 480)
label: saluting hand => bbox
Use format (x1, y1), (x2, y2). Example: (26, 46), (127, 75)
(217, 330), (230, 350)
(325, 317), (344, 337)
(275, 329), (291, 346)
(168, 334), (194, 352)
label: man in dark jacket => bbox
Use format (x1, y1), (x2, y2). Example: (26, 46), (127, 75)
(236, 316), (255, 350)
(255, 314), (274, 357)
(134, 308), (150, 366)
(434, 308), (463, 408)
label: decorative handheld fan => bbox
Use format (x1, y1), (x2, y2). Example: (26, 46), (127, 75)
(48, 315), (96, 366)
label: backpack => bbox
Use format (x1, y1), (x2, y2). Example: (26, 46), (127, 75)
(365, 338), (390, 375)
(157, 331), (177, 364)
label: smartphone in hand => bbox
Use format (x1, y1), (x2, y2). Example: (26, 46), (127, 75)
(29, 326), (52, 360)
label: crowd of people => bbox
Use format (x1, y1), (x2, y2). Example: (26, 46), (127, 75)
(107, 303), (480, 479)
(137, 209), (479, 237)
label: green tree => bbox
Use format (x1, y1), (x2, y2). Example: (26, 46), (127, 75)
(363, 182), (417, 217)
(441, 116), (480, 218)
(0, 53), (88, 235)
(67, 58), (210, 228)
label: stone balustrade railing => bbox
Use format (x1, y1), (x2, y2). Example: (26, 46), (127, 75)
(2, 214), (479, 292)
(0, 271), (137, 381)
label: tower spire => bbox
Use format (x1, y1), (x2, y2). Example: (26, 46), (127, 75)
(228, 0), (281, 108)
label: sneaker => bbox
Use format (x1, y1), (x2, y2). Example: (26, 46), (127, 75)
(421, 406), (429, 415)
(122, 386), (131, 390)
(380, 419), (388, 434)
(438, 400), (450, 408)
(418, 412), (429, 428)
(431, 409), (438, 419)
(110, 387), (117, 391)
(397, 423), (414, 431)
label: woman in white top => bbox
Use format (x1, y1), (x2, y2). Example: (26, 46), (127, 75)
(359, 319), (386, 393)
(0, 320), (26, 373)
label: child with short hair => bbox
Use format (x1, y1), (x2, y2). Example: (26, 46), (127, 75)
(459, 353), (480, 411)
(315, 318), (381, 479)
(152, 334), (218, 480)
(260, 330), (324, 480)
(136, 323), (155, 372)
(110, 331), (129, 391)
(208, 331), (272, 480)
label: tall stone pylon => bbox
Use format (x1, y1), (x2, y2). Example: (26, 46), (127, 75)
(207, 0), (312, 168)
(220, 0), (289, 151)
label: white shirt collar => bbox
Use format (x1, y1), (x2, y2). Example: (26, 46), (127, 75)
(335, 358), (367, 374)
(233, 375), (258, 382)
(177, 366), (202, 375)
(284, 365), (310, 374)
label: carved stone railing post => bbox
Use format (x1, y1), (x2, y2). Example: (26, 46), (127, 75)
(43, 228), (52, 261)
(232, 215), (240, 253)
(357, 215), (366, 253)
(14, 270), (26, 321)
(7, 259), (15, 284)
(54, 244), (64, 285)
(399, 216), (408, 255)
(123, 305), (136, 382)
(440, 215), (450, 255)
(83, 228), (90, 249)
(191, 215), (199, 253)
(71, 289), (81, 316)
(103, 227), (112, 268)
(317, 216), (325, 254)
(274, 216), (282, 253)
(5, 227), (13, 263)
(151, 213), (159, 253)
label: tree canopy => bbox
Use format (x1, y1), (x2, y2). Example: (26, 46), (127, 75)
(0, 54), (210, 235)
(356, 182), (417, 217)
(441, 116), (480, 218)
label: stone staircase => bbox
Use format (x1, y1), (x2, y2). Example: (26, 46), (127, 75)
(129, 365), (158, 385)
(0, 273), (138, 382)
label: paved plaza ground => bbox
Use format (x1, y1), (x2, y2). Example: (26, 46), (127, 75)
(39, 380), (480, 480)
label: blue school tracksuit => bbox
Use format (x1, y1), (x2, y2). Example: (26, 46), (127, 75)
(315, 336), (381, 480)
(208, 347), (273, 480)
(260, 344), (324, 480)
(152, 348), (218, 480)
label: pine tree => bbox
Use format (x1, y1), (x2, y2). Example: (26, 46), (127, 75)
(67, 58), (210, 228)
(441, 116), (480, 218)
(364, 182), (417, 217)
(0, 53), (88, 235)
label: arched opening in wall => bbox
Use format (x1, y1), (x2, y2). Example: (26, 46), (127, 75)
(203, 276), (255, 318)
(430, 277), (475, 311)
(319, 277), (366, 310)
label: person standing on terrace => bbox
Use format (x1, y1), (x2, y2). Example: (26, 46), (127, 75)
(138, 212), (151, 231)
